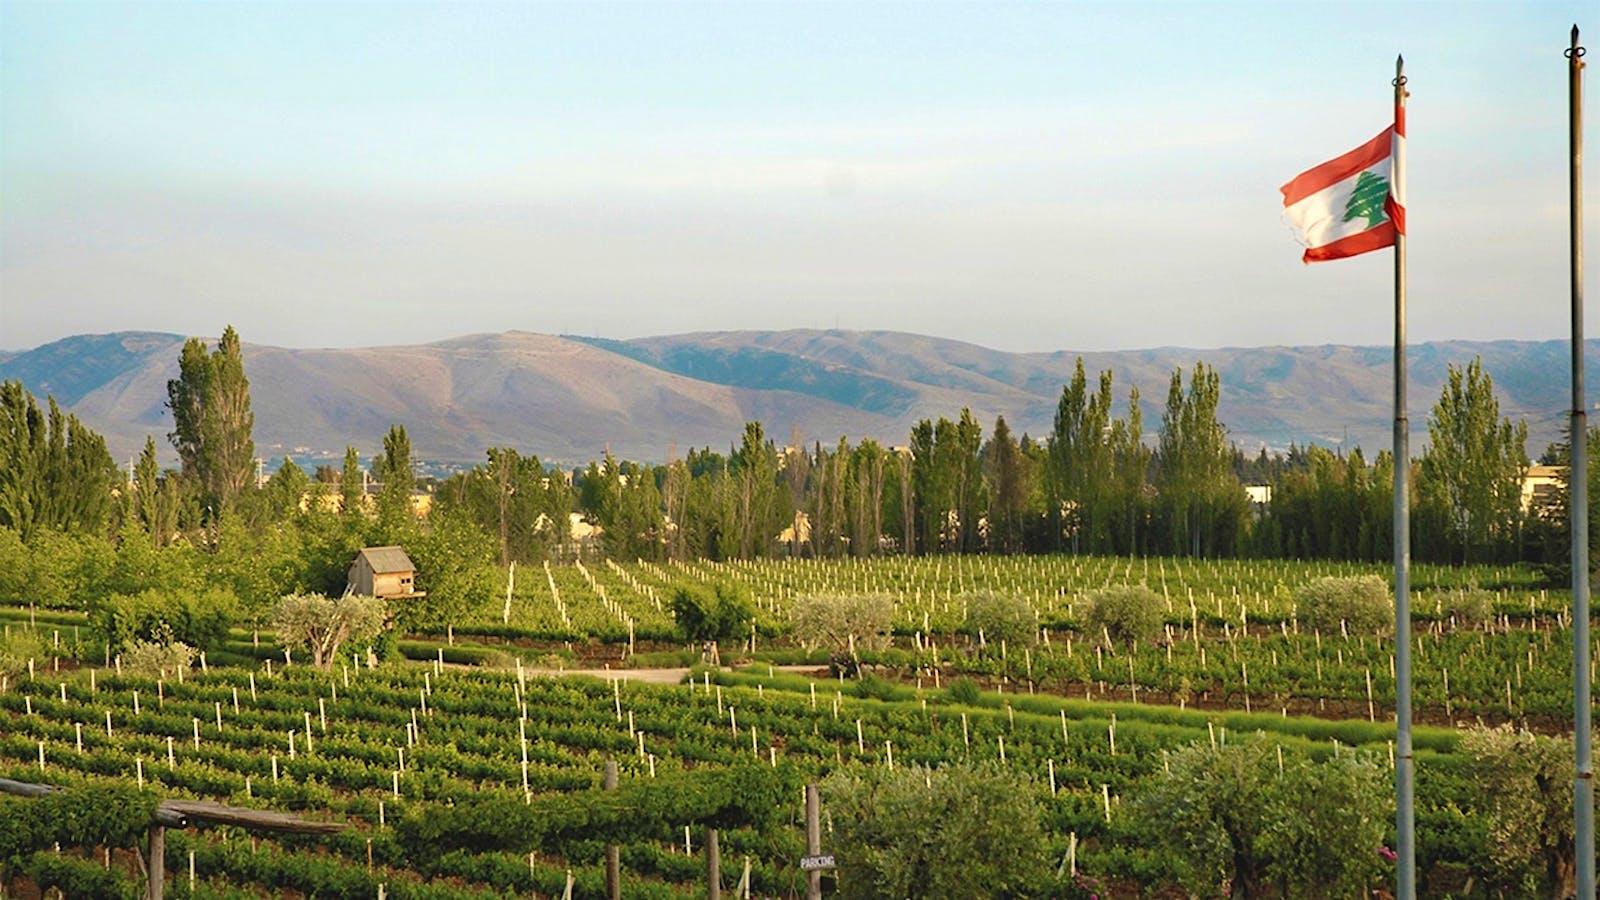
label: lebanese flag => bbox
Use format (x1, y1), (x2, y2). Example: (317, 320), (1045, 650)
(1280, 106), (1406, 263)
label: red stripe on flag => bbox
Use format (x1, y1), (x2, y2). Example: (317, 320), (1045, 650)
(1394, 103), (1405, 138)
(1385, 195), (1406, 236)
(1280, 126), (1394, 208)
(1301, 221), (1396, 263)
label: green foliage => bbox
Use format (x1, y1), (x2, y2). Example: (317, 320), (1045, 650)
(433, 447), (571, 566)
(670, 583), (753, 643)
(119, 630), (196, 676)
(1135, 737), (1392, 898)
(0, 380), (118, 541)
(1438, 585), (1495, 625)
(394, 764), (793, 866)
(1460, 725), (1582, 896)
(1258, 748), (1393, 896)
(962, 589), (1037, 647)
(166, 325), (255, 517)
(1295, 575), (1392, 635)
(93, 585), (238, 652)
(0, 625), (47, 677)
(820, 763), (1050, 899)
(1083, 584), (1164, 647)
(1417, 357), (1529, 564)
(272, 592), (388, 669)
(853, 672), (898, 700)
(1155, 361), (1247, 557)
(397, 509), (499, 631)
(0, 782), (157, 879)
(945, 676), (981, 705)
(791, 592), (895, 653)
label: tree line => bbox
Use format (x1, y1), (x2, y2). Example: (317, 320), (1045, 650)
(0, 326), (1573, 626)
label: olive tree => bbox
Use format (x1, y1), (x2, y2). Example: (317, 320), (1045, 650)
(962, 589), (1037, 648)
(1294, 575), (1392, 636)
(1083, 584), (1165, 647)
(272, 593), (387, 670)
(1460, 725), (1584, 897)
(791, 592), (895, 654)
(821, 763), (1050, 899)
(1136, 737), (1391, 899)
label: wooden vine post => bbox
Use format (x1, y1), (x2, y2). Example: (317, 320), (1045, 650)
(604, 759), (621, 900)
(706, 827), (721, 900)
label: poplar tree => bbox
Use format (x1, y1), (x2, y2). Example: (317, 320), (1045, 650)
(165, 326), (254, 517)
(374, 424), (415, 526)
(1155, 361), (1245, 556)
(1417, 357), (1528, 563)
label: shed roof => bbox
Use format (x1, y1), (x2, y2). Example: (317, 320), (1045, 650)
(354, 546), (415, 574)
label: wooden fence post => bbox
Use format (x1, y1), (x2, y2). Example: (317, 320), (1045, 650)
(706, 827), (721, 900)
(147, 824), (165, 900)
(604, 760), (620, 900)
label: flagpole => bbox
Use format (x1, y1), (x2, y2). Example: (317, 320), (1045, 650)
(1568, 24), (1592, 900)
(1390, 52), (1416, 900)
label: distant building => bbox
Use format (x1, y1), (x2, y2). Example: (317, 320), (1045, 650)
(1522, 464), (1563, 513)
(347, 546), (424, 600)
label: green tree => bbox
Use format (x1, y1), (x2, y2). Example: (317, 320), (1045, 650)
(1084, 584), (1164, 647)
(820, 763), (1050, 899)
(260, 457), (311, 523)
(435, 447), (569, 566)
(791, 592), (895, 653)
(399, 508), (498, 630)
(669, 583), (753, 644)
(962, 589), (1037, 647)
(339, 446), (365, 518)
(1155, 362), (1246, 556)
(1417, 357), (1528, 563)
(374, 424), (415, 526)
(1460, 725), (1584, 897)
(1294, 574), (1392, 636)
(734, 421), (781, 557)
(1137, 737), (1391, 899)
(166, 326), (254, 518)
(982, 415), (1031, 554)
(0, 380), (118, 540)
(272, 593), (387, 669)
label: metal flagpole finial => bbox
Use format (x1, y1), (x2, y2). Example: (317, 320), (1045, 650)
(1393, 55), (1407, 89)
(1569, 25), (1586, 59)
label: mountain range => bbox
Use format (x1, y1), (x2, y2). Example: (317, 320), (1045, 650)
(0, 330), (1592, 470)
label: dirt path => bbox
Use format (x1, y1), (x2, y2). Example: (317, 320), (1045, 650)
(536, 665), (821, 684)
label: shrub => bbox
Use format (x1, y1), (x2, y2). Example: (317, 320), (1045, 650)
(670, 583), (753, 644)
(1439, 586), (1495, 626)
(120, 630), (195, 677)
(853, 673), (898, 700)
(93, 586), (237, 652)
(1295, 575), (1393, 635)
(791, 592), (895, 653)
(0, 627), (47, 678)
(961, 590), (1037, 647)
(945, 676), (982, 706)
(1083, 584), (1165, 647)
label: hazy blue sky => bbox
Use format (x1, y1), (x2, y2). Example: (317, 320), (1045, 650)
(2, 0), (1596, 353)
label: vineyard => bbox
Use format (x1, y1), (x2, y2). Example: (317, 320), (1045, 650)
(0, 554), (1591, 897)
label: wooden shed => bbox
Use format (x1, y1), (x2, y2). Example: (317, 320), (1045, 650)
(346, 546), (424, 599)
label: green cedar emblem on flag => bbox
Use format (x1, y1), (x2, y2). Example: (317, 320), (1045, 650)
(1341, 170), (1390, 228)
